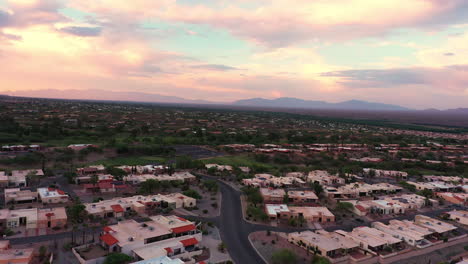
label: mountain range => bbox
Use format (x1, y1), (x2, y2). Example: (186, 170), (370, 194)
(3, 89), (465, 112)
(233, 97), (410, 111)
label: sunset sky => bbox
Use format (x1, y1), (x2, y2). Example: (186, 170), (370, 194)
(1, 0), (468, 109)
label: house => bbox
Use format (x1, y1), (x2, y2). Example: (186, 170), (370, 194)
(307, 170), (345, 186)
(414, 215), (458, 238)
(98, 215), (202, 261)
(242, 174), (305, 188)
(265, 204), (335, 223)
(260, 188), (286, 203)
(68, 144), (94, 151)
(84, 194), (196, 219)
(132, 256), (184, 264)
(350, 200), (405, 216)
(4, 188), (37, 205)
(447, 210), (468, 225)
(324, 182), (402, 200)
(424, 176), (467, 185)
(407, 181), (459, 192)
(124, 172), (196, 184)
(335, 226), (404, 255)
(287, 190), (318, 205)
(37, 207), (67, 229)
(363, 169), (408, 179)
(435, 192), (468, 205)
(76, 165), (106, 176)
(0, 240), (34, 264)
(205, 164), (233, 172)
(0, 171), (7, 187)
(350, 157), (383, 163)
(75, 173), (113, 184)
(7, 169), (44, 187)
(37, 187), (69, 204)
(288, 230), (362, 261)
(0, 207), (67, 230)
(372, 221), (433, 248)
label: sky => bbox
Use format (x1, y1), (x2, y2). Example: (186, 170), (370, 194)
(0, 0), (468, 109)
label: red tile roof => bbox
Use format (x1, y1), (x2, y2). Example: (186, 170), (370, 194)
(180, 237), (198, 247)
(176, 216), (188, 222)
(355, 205), (367, 212)
(171, 224), (195, 234)
(99, 182), (114, 189)
(103, 226), (114, 233)
(110, 204), (124, 213)
(164, 247), (173, 254)
(100, 234), (119, 246)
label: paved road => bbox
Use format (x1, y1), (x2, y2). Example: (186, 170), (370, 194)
(187, 176), (309, 264)
(5, 173), (465, 264)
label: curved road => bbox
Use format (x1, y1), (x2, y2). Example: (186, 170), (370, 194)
(185, 175), (460, 264)
(7, 174), (462, 264)
(188, 176), (308, 264)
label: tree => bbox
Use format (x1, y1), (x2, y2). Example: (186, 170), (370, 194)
(39, 245), (47, 259)
(67, 202), (87, 224)
(106, 167), (127, 181)
(271, 249), (297, 264)
(139, 179), (161, 194)
(311, 255), (331, 264)
(103, 253), (132, 264)
(311, 182), (324, 196)
(336, 202), (354, 212)
(242, 186), (263, 206)
(183, 189), (202, 199)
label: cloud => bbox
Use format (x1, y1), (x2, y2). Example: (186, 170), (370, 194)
(322, 68), (428, 87)
(321, 65), (468, 93)
(190, 64), (240, 71)
(444, 52), (455, 56)
(58, 26), (102, 37)
(70, 0), (468, 47)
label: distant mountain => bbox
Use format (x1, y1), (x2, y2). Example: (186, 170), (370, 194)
(233, 97), (410, 111)
(445, 108), (468, 113)
(1, 90), (416, 111)
(4, 89), (214, 105)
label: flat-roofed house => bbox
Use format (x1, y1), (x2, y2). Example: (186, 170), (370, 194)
(447, 210), (468, 225)
(0, 171), (7, 187)
(85, 194), (196, 219)
(265, 204), (334, 223)
(335, 227), (404, 255)
(414, 215), (457, 238)
(288, 230), (360, 261)
(260, 188), (285, 203)
(4, 188), (37, 205)
(37, 187), (69, 204)
(99, 215), (202, 261)
(8, 169), (44, 187)
(287, 190), (318, 205)
(372, 221), (432, 248)
(436, 192), (468, 206)
(37, 207), (67, 229)
(0, 240), (34, 264)
(307, 170), (345, 186)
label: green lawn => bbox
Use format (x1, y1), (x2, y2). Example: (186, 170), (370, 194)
(88, 156), (167, 166)
(201, 154), (274, 169)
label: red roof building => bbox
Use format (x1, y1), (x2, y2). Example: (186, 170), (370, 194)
(100, 234), (119, 246)
(180, 237), (198, 247)
(110, 204), (124, 213)
(171, 224), (196, 234)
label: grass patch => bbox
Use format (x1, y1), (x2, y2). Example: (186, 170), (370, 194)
(201, 154), (273, 169)
(88, 156), (167, 166)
